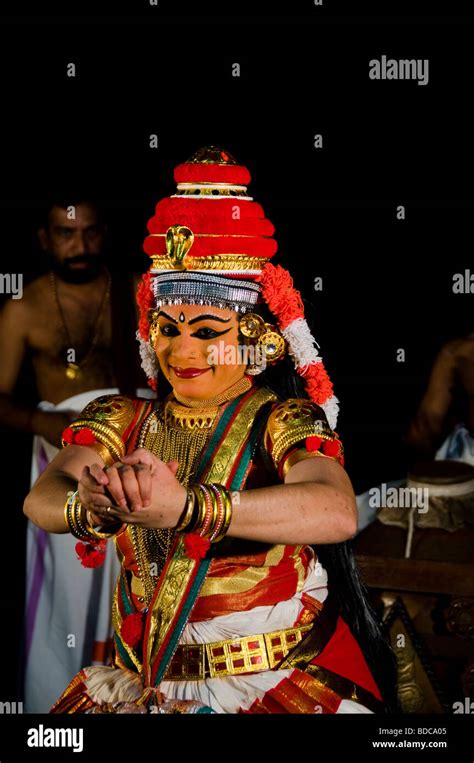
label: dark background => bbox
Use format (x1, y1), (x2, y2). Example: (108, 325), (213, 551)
(0, 3), (473, 702)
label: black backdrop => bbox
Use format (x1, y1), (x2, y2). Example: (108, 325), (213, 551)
(0, 3), (473, 706)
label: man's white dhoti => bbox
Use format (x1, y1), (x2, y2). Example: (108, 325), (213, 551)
(435, 423), (474, 465)
(23, 386), (154, 713)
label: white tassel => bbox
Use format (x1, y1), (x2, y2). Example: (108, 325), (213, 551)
(281, 318), (321, 369)
(280, 319), (339, 427)
(321, 395), (339, 430)
(136, 330), (159, 381)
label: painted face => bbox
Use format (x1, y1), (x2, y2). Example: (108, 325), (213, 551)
(153, 303), (247, 400)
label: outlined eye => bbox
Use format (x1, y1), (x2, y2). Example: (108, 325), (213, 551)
(194, 328), (220, 339)
(160, 324), (180, 336)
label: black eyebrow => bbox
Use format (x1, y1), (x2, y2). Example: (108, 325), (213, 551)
(157, 311), (232, 326)
(157, 310), (179, 324)
(188, 314), (232, 326)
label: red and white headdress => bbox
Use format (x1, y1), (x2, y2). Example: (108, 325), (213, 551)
(136, 146), (339, 428)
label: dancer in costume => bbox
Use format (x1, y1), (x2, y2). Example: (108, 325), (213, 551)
(24, 147), (397, 714)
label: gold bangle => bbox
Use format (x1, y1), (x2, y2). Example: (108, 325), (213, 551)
(184, 485), (201, 533)
(188, 484), (206, 533)
(65, 488), (124, 540)
(185, 485), (199, 532)
(64, 491), (74, 531)
(213, 487), (233, 543)
(208, 484), (226, 542)
(66, 492), (96, 541)
(200, 484), (218, 538)
(197, 484), (213, 537)
(84, 509), (126, 539)
(175, 488), (195, 532)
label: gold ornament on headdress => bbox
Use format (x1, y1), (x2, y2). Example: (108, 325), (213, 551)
(165, 225), (195, 269)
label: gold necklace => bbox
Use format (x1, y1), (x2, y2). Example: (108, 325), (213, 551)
(50, 269), (112, 380)
(172, 374), (253, 408)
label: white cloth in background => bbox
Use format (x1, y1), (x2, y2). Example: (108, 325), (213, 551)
(435, 423), (474, 465)
(356, 423), (474, 534)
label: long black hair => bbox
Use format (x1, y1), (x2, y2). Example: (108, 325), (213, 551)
(256, 302), (399, 713)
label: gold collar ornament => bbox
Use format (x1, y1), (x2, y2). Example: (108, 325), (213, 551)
(171, 375), (253, 408)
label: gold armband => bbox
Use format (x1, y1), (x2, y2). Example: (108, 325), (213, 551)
(61, 395), (137, 463)
(264, 398), (334, 470)
(281, 448), (330, 479)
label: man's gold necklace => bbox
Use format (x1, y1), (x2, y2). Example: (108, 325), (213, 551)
(50, 269), (111, 380)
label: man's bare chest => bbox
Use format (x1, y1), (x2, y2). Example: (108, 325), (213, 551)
(28, 299), (113, 359)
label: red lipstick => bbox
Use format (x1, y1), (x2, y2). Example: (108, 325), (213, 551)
(171, 366), (211, 379)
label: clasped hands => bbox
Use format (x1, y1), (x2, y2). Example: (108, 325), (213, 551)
(78, 448), (187, 530)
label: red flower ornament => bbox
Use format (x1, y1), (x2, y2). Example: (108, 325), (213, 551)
(74, 427), (96, 446)
(305, 436), (323, 452)
(121, 612), (145, 649)
(62, 426), (96, 447)
(183, 533), (211, 561)
(75, 540), (107, 568)
(62, 427), (75, 444)
(322, 439), (341, 460)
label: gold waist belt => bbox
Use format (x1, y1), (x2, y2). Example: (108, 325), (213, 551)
(164, 623), (312, 681)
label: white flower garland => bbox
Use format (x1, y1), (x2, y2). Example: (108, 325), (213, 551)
(280, 318), (339, 429)
(321, 395), (339, 430)
(281, 318), (321, 368)
(136, 330), (159, 381)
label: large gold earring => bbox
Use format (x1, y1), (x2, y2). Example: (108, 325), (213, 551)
(241, 314), (286, 374)
(148, 310), (160, 346)
(239, 313), (266, 339)
(240, 313), (265, 375)
(257, 324), (287, 364)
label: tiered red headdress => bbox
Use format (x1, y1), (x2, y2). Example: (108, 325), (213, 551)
(137, 146), (339, 427)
